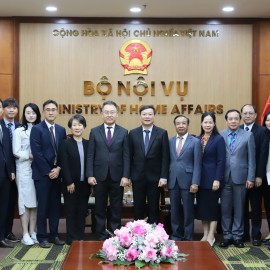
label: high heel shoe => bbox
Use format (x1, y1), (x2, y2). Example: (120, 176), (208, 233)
(207, 238), (215, 247)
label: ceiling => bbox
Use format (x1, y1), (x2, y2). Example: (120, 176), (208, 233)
(0, 0), (270, 18)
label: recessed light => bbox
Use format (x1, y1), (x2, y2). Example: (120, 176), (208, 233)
(222, 6), (234, 12)
(130, 7), (142, 13)
(46, 6), (57, 12)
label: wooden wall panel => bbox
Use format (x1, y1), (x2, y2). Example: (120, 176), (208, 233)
(0, 75), (13, 99)
(0, 20), (14, 74)
(259, 22), (270, 75)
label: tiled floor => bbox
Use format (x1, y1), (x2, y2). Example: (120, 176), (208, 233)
(0, 218), (269, 260)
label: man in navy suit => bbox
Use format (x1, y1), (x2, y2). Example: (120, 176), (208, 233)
(86, 101), (130, 240)
(240, 104), (268, 246)
(219, 109), (255, 248)
(129, 105), (170, 224)
(168, 115), (202, 240)
(0, 99), (16, 248)
(30, 100), (66, 248)
(0, 97), (20, 243)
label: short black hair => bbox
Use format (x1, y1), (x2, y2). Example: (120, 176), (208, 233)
(2, 97), (19, 108)
(0, 99), (3, 106)
(263, 111), (270, 128)
(173, 114), (190, 125)
(43, 99), (58, 110)
(200, 111), (219, 135)
(68, 114), (87, 128)
(139, 105), (156, 115)
(225, 109), (241, 120)
(21, 103), (41, 130)
(102, 101), (118, 111)
(240, 104), (257, 113)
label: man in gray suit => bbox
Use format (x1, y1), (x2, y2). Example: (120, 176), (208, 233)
(168, 115), (202, 241)
(86, 101), (130, 240)
(219, 109), (255, 248)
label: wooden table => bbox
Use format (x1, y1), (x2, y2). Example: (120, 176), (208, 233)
(61, 241), (226, 269)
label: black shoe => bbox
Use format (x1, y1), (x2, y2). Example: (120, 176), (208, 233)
(252, 239), (261, 246)
(5, 232), (20, 243)
(262, 238), (270, 244)
(219, 239), (233, 248)
(49, 237), (65, 245)
(0, 240), (15, 248)
(39, 240), (52, 248)
(233, 239), (244, 248)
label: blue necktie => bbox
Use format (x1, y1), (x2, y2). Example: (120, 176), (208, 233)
(7, 123), (13, 142)
(144, 130), (150, 155)
(229, 132), (236, 152)
(245, 126), (249, 131)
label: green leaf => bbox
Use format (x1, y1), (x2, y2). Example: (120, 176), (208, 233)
(135, 260), (147, 268)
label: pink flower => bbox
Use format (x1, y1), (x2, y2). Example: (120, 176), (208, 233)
(102, 238), (118, 261)
(142, 247), (157, 262)
(125, 247), (140, 261)
(144, 233), (159, 248)
(160, 246), (173, 257)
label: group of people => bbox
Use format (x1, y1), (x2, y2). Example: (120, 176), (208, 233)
(0, 98), (270, 251)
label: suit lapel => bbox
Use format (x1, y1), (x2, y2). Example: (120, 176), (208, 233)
(179, 135), (191, 157)
(99, 124), (108, 146)
(110, 124), (120, 146)
(147, 125), (157, 154)
(232, 129), (244, 152)
(203, 134), (214, 153)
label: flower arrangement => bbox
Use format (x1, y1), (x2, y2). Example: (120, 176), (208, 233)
(92, 220), (188, 269)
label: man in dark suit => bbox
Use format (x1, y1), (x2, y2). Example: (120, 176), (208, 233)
(86, 101), (130, 240)
(30, 99), (66, 248)
(0, 97), (20, 243)
(0, 99), (16, 248)
(168, 115), (202, 240)
(240, 104), (268, 246)
(129, 105), (170, 224)
(219, 109), (256, 248)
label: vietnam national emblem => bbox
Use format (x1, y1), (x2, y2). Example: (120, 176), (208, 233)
(119, 39), (152, 75)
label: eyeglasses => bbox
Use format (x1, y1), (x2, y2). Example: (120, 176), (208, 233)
(103, 111), (117, 116)
(44, 108), (57, 112)
(242, 112), (255, 116)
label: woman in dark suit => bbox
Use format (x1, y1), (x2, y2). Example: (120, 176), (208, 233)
(196, 112), (226, 246)
(59, 114), (90, 245)
(262, 111), (270, 243)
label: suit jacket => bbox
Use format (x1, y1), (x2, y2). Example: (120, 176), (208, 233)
(168, 134), (202, 190)
(0, 122), (15, 179)
(86, 124), (130, 181)
(129, 125), (170, 182)
(240, 123), (268, 178)
(220, 128), (256, 184)
(197, 133), (226, 189)
(0, 119), (20, 131)
(30, 120), (66, 180)
(59, 137), (89, 189)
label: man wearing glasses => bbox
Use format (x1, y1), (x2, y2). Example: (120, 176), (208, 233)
(240, 104), (268, 246)
(30, 100), (66, 248)
(86, 100), (130, 240)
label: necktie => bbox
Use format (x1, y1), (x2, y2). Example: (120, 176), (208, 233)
(107, 127), (112, 145)
(7, 122), (13, 142)
(245, 126), (249, 131)
(144, 130), (150, 155)
(0, 126), (3, 144)
(176, 136), (183, 156)
(229, 132), (236, 152)
(50, 126), (57, 165)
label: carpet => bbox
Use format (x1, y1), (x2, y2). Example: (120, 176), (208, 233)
(0, 244), (69, 270)
(214, 243), (270, 270)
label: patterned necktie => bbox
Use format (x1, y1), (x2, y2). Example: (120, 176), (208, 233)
(144, 130), (150, 155)
(176, 137), (183, 156)
(7, 122), (13, 142)
(107, 127), (112, 145)
(245, 126), (249, 131)
(0, 125), (3, 144)
(229, 132), (236, 152)
(49, 126), (57, 165)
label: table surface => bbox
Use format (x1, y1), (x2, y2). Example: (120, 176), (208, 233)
(61, 241), (226, 270)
